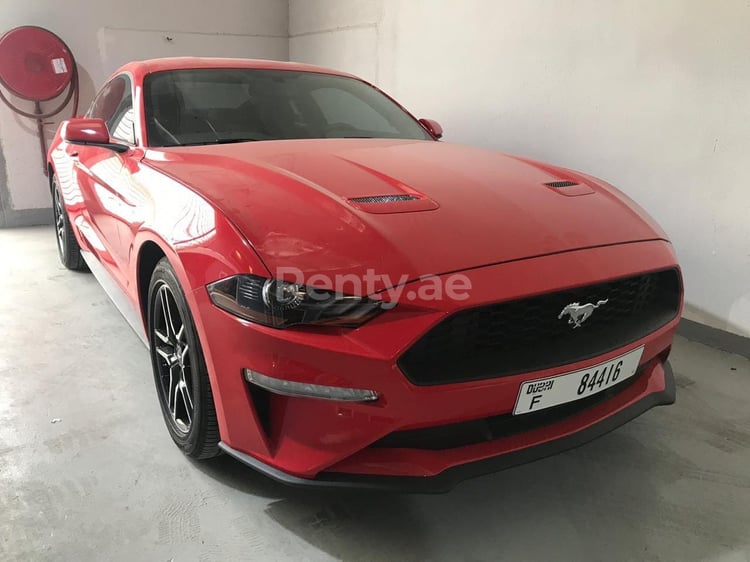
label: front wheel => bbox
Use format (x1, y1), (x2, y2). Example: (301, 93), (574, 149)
(147, 258), (220, 459)
(52, 175), (86, 271)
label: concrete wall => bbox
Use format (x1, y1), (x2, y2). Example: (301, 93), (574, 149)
(0, 0), (287, 226)
(289, 0), (750, 337)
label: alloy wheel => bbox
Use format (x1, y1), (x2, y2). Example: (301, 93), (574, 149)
(53, 186), (66, 255)
(152, 282), (195, 434)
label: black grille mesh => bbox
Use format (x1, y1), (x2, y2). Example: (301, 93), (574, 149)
(398, 269), (681, 386)
(544, 180), (579, 188)
(349, 194), (420, 204)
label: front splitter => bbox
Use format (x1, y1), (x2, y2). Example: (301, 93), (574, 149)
(219, 361), (676, 494)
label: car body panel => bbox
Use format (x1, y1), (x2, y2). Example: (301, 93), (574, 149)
(144, 139), (666, 291)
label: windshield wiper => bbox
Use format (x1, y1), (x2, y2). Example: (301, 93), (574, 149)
(181, 137), (262, 146)
(214, 138), (263, 144)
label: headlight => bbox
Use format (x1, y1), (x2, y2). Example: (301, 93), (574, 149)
(207, 275), (387, 329)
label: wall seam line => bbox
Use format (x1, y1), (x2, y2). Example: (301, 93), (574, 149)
(289, 23), (378, 38)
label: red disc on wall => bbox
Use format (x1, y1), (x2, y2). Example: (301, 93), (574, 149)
(0, 26), (74, 101)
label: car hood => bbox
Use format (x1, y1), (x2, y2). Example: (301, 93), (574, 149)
(145, 139), (666, 292)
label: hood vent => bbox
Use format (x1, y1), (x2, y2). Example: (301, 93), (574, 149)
(544, 180), (579, 188)
(349, 194), (420, 204)
(346, 193), (439, 214)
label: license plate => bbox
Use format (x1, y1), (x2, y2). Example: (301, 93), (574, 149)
(513, 346), (644, 415)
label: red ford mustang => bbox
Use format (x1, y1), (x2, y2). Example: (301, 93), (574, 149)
(49, 57), (682, 492)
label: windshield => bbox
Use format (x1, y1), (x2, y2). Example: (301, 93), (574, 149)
(143, 69), (432, 147)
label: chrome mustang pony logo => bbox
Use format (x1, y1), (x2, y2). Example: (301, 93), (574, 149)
(558, 300), (609, 328)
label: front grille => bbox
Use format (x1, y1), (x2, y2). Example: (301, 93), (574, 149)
(398, 269), (681, 386)
(375, 366), (645, 450)
(349, 194), (420, 204)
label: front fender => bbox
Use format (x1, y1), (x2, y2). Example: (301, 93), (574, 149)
(129, 162), (270, 294)
(128, 166), (270, 442)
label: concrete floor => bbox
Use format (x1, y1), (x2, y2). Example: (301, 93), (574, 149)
(1, 226), (749, 562)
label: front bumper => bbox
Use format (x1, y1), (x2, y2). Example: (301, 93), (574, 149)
(219, 360), (675, 493)
(191, 240), (681, 489)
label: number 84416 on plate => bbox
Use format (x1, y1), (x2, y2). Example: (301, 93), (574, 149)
(513, 346), (645, 415)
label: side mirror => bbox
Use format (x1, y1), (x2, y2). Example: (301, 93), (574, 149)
(61, 118), (129, 153)
(419, 118), (443, 139)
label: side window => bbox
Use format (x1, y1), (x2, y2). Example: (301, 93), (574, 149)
(110, 106), (135, 145)
(87, 75), (135, 144)
(309, 87), (399, 134)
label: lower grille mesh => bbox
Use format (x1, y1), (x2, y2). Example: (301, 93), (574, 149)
(398, 269), (681, 385)
(374, 367), (645, 450)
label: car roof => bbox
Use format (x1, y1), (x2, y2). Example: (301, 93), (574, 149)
(113, 57), (356, 81)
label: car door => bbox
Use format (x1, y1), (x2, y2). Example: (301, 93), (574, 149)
(74, 74), (142, 288)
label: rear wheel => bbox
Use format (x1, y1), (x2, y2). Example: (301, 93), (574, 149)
(147, 258), (220, 459)
(52, 175), (85, 271)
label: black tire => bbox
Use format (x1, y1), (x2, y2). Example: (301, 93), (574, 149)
(52, 174), (86, 271)
(147, 258), (220, 459)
